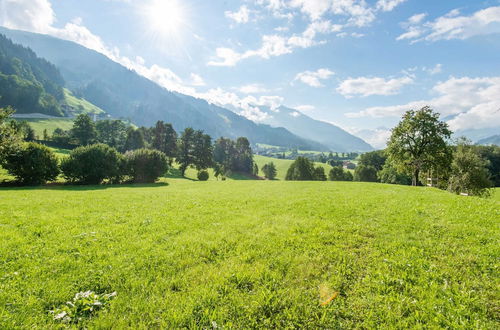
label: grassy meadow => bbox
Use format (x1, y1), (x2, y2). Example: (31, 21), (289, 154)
(0, 179), (499, 328)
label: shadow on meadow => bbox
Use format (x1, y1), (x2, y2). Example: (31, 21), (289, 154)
(0, 181), (170, 191)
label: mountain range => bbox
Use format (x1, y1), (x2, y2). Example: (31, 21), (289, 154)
(0, 26), (373, 151)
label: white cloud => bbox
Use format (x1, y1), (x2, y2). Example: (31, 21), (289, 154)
(0, 0), (54, 33)
(408, 13), (427, 24)
(197, 87), (286, 122)
(345, 76), (500, 131)
(398, 6), (500, 42)
(347, 127), (391, 149)
(189, 73), (206, 86)
(0, 0), (207, 98)
(294, 68), (334, 87)
(376, 0), (407, 12)
(237, 84), (269, 94)
(448, 102), (500, 131)
(207, 47), (242, 67)
(211, 0), (406, 66)
(295, 104), (315, 111)
(290, 111), (301, 117)
(337, 76), (413, 98)
(225, 5), (251, 24)
(423, 63), (442, 75)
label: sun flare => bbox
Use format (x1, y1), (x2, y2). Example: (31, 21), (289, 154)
(145, 0), (185, 36)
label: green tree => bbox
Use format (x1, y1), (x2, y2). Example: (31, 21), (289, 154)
(124, 148), (168, 183)
(261, 162), (277, 180)
(329, 166), (353, 181)
(378, 163), (412, 185)
(3, 142), (59, 185)
(177, 127), (196, 176)
(61, 144), (123, 184)
(192, 130), (213, 171)
(476, 145), (500, 187)
(96, 120), (128, 150)
(358, 150), (387, 171)
(235, 137), (253, 173)
(0, 106), (20, 163)
(213, 137), (235, 175)
(124, 128), (145, 151)
(43, 128), (49, 141)
(71, 114), (96, 145)
(354, 165), (378, 182)
(448, 138), (492, 197)
(387, 106), (452, 186)
(285, 157), (315, 181)
(152, 121), (177, 164)
(314, 166), (327, 181)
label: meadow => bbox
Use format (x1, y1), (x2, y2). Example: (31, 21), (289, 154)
(0, 180), (498, 328)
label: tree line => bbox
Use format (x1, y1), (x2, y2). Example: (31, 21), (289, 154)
(347, 107), (499, 196)
(0, 110), (256, 185)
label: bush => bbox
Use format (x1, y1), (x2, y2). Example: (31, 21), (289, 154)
(285, 157), (315, 181)
(329, 166), (353, 181)
(261, 162), (277, 180)
(3, 142), (59, 185)
(61, 144), (123, 184)
(354, 164), (378, 182)
(125, 148), (168, 183)
(378, 163), (411, 185)
(314, 166), (327, 181)
(197, 170), (209, 181)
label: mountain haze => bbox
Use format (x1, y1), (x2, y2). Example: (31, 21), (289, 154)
(0, 27), (372, 151)
(255, 105), (373, 152)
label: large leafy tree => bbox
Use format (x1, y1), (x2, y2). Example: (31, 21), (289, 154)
(285, 157), (315, 181)
(96, 119), (127, 150)
(152, 121), (177, 164)
(124, 128), (145, 151)
(448, 138), (492, 197)
(177, 127), (196, 176)
(0, 106), (20, 163)
(387, 106), (452, 186)
(192, 130), (213, 171)
(71, 114), (97, 145)
(234, 137), (253, 173)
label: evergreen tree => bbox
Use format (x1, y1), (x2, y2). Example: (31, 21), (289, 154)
(177, 127), (196, 176)
(71, 114), (96, 145)
(124, 128), (145, 151)
(262, 162), (277, 180)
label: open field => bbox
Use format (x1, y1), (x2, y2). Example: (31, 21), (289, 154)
(0, 181), (498, 328)
(254, 155), (332, 180)
(15, 118), (74, 137)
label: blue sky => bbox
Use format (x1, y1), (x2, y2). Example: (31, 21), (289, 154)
(1, 0), (499, 147)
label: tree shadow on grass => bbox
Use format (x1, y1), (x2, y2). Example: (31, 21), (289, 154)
(164, 168), (197, 181)
(0, 181), (170, 191)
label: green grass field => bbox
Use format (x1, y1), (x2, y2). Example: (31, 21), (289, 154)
(0, 180), (498, 328)
(17, 118), (74, 137)
(254, 155), (332, 180)
(64, 89), (105, 115)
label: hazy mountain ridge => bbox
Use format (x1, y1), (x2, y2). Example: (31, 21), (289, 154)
(0, 27), (369, 151)
(254, 105), (373, 152)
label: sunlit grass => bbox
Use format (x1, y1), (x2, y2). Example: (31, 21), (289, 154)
(0, 181), (498, 328)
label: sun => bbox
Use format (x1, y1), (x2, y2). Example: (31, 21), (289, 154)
(145, 0), (185, 36)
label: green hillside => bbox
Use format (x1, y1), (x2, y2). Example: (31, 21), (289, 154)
(0, 181), (498, 328)
(63, 88), (105, 115)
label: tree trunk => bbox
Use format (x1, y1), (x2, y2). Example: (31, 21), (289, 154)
(412, 168), (421, 186)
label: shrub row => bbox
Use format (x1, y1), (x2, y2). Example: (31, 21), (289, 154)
(2, 143), (169, 185)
